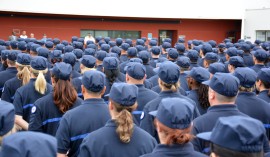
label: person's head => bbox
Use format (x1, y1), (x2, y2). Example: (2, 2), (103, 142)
(127, 47), (138, 58)
(202, 73), (240, 106)
(7, 50), (18, 67)
(12, 31), (16, 36)
(63, 52), (77, 67)
(225, 47), (238, 61)
(30, 56), (48, 95)
(18, 41), (27, 52)
(233, 67), (257, 93)
(197, 116), (265, 157)
(200, 43), (213, 57)
(187, 50), (199, 63)
(167, 48), (179, 61)
(43, 34), (47, 38)
(241, 43), (251, 53)
(256, 68), (270, 93)
(95, 50), (108, 63)
(101, 44), (110, 53)
(228, 56), (245, 73)
(1, 50), (9, 68)
(252, 49), (269, 64)
(30, 33), (34, 38)
(50, 50), (62, 65)
(72, 48), (83, 60)
(103, 57), (120, 86)
(45, 41), (54, 49)
(138, 50), (150, 64)
(30, 44), (41, 56)
(150, 46), (161, 57)
(107, 83), (138, 143)
(175, 43), (186, 55)
(208, 62), (226, 78)
(0, 101), (16, 144)
(120, 43), (130, 53)
(80, 55), (96, 74)
(22, 31), (26, 35)
(150, 98), (194, 145)
(115, 38), (123, 47)
(125, 62), (146, 84)
(203, 52), (218, 68)
(37, 47), (50, 59)
(176, 56), (190, 72)
(158, 61), (180, 92)
(162, 42), (171, 51)
(16, 53), (31, 86)
(1, 131), (57, 157)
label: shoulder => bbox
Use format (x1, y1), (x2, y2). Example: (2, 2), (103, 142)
(34, 94), (53, 106)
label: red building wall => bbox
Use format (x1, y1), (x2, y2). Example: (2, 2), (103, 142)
(0, 14), (241, 44)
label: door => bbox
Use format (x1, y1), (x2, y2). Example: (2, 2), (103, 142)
(159, 30), (177, 45)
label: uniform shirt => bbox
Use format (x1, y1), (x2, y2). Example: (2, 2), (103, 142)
(151, 85), (187, 96)
(73, 60), (81, 73)
(29, 93), (82, 136)
(1, 77), (21, 103)
(147, 75), (159, 87)
(13, 78), (53, 122)
(96, 64), (103, 72)
(189, 63), (199, 69)
(141, 143), (207, 157)
(251, 64), (266, 73)
(179, 73), (189, 92)
(218, 53), (226, 63)
(197, 58), (204, 67)
(149, 58), (158, 68)
(243, 53), (254, 67)
(0, 67), (17, 97)
(56, 98), (110, 157)
(140, 90), (200, 142)
(188, 90), (208, 115)
(78, 119), (157, 157)
(133, 84), (158, 125)
(119, 60), (129, 73)
(258, 90), (270, 103)
(72, 77), (83, 98)
(144, 64), (156, 79)
(71, 69), (81, 79)
(120, 54), (128, 63)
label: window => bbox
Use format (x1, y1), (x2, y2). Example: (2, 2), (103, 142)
(256, 31), (270, 42)
(80, 30), (141, 40)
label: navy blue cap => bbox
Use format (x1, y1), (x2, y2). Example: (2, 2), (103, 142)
(36, 40), (45, 46)
(163, 38), (172, 43)
(205, 52), (218, 62)
(186, 67), (210, 83)
(5, 41), (10, 47)
(238, 39), (245, 43)
(104, 37), (111, 44)
(98, 40), (106, 47)
(201, 43), (213, 54)
(0, 101), (15, 136)
(107, 53), (119, 58)
(187, 50), (199, 61)
(71, 36), (78, 42)
(175, 43), (185, 52)
(141, 37), (147, 42)
(203, 73), (240, 97)
(63, 53), (77, 66)
(30, 56), (48, 70)
(121, 43), (130, 51)
(30, 44), (41, 53)
(176, 56), (190, 68)
(116, 38), (123, 46)
(0, 131), (57, 157)
(73, 41), (83, 49)
(0, 45), (6, 54)
(101, 44), (110, 52)
(208, 40), (217, 48)
(255, 39), (262, 45)
(17, 53), (31, 65)
(96, 50), (108, 61)
(103, 57), (119, 70)
(77, 38), (84, 43)
(229, 56), (245, 67)
(257, 68), (270, 84)
(135, 45), (145, 52)
(149, 98), (194, 129)
(224, 38), (231, 43)
(167, 48), (179, 59)
(7, 50), (18, 61)
(55, 44), (65, 51)
(150, 46), (161, 55)
(64, 45), (74, 53)
(126, 62), (146, 80)
(136, 39), (145, 46)
(18, 41), (27, 51)
(51, 62), (72, 80)
(212, 48), (218, 54)
(108, 83), (138, 106)
(253, 49), (269, 61)
(192, 40), (200, 46)
(208, 63), (226, 74)
(1, 50), (9, 60)
(234, 43), (241, 49)
(233, 67), (257, 88)
(226, 47), (238, 57)
(61, 40), (69, 46)
(87, 44), (97, 50)
(0, 39), (5, 46)
(111, 46), (121, 56)
(53, 38), (60, 45)
(84, 48), (96, 56)
(149, 40), (157, 46)
(241, 43), (251, 51)
(193, 46), (202, 53)
(178, 38), (185, 43)
(80, 55), (96, 68)
(261, 42), (269, 51)
(45, 41), (54, 49)
(125, 39), (133, 46)
(72, 49), (83, 59)
(225, 42), (234, 48)
(10, 41), (18, 49)
(95, 36), (102, 43)
(82, 70), (105, 92)
(162, 42), (171, 49)
(37, 47), (50, 58)
(138, 51), (150, 63)
(129, 58), (143, 64)
(187, 40), (192, 45)
(158, 61), (180, 84)
(237, 50), (244, 56)
(197, 116), (265, 153)
(127, 47), (138, 57)
(218, 43), (226, 49)
(86, 40), (95, 45)
(108, 41), (116, 47)
(51, 50), (62, 59)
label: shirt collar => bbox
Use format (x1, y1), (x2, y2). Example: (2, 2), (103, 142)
(153, 143), (194, 153)
(83, 98), (105, 105)
(238, 92), (256, 96)
(207, 104), (237, 112)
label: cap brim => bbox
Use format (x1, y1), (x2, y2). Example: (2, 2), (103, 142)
(149, 110), (158, 117)
(196, 132), (212, 141)
(202, 80), (210, 86)
(104, 93), (110, 98)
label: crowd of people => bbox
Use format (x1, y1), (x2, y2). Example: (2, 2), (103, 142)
(0, 33), (270, 157)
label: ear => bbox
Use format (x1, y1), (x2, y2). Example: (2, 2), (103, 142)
(81, 85), (85, 95)
(108, 101), (114, 111)
(209, 88), (215, 100)
(143, 74), (147, 81)
(126, 73), (129, 82)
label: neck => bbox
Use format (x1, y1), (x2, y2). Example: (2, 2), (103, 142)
(83, 94), (101, 99)
(210, 102), (235, 106)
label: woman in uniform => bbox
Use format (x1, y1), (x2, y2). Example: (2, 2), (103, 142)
(78, 83), (157, 157)
(29, 62), (82, 136)
(13, 56), (53, 131)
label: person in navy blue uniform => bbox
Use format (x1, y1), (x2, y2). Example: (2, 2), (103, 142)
(125, 62), (158, 125)
(160, 42), (171, 58)
(78, 83), (157, 157)
(50, 50), (62, 65)
(208, 62), (226, 79)
(119, 43), (130, 63)
(233, 67), (270, 139)
(197, 116), (266, 157)
(0, 50), (18, 97)
(1, 131), (57, 157)
(95, 50), (107, 72)
(203, 52), (218, 68)
(56, 70), (110, 157)
(29, 62), (82, 136)
(147, 57), (168, 88)
(1, 53), (31, 103)
(140, 61), (200, 142)
(138, 50), (155, 79)
(256, 68), (270, 103)
(240, 43), (254, 67)
(141, 98), (207, 157)
(149, 46), (161, 68)
(186, 67), (210, 115)
(119, 47), (138, 73)
(175, 43), (186, 57)
(62, 53), (81, 79)
(227, 56), (245, 73)
(72, 49), (83, 73)
(198, 43), (212, 67)
(0, 48), (8, 72)
(167, 48), (178, 62)
(176, 56), (190, 92)
(251, 49), (268, 73)
(13, 56), (53, 131)
(192, 73), (270, 154)
(217, 43), (226, 63)
(187, 50), (199, 69)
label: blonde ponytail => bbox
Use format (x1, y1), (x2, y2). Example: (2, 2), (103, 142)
(159, 79), (180, 92)
(31, 68), (48, 95)
(16, 63), (31, 86)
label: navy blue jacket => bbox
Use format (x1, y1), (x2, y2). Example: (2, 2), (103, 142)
(144, 64), (155, 79)
(149, 58), (158, 68)
(258, 90), (270, 103)
(72, 76), (83, 98)
(78, 119), (157, 157)
(13, 78), (53, 122)
(251, 64), (266, 73)
(119, 54), (128, 63)
(198, 58), (204, 67)
(188, 90), (208, 115)
(243, 53), (254, 67)
(29, 93), (82, 136)
(141, 143), (207, 157)
(1, 77), (21, 103)
(119, 60), (129, 73)
(71, 69), (81, 79)
(147, 75), (159, 87)
(140, 91), (200, 142)
(56, 98), (110, 157)
(0, 67), (17, 97)
(73, 60), (81, 73)
(179, 73), (189, 92)
(218, 53), (226, 63)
